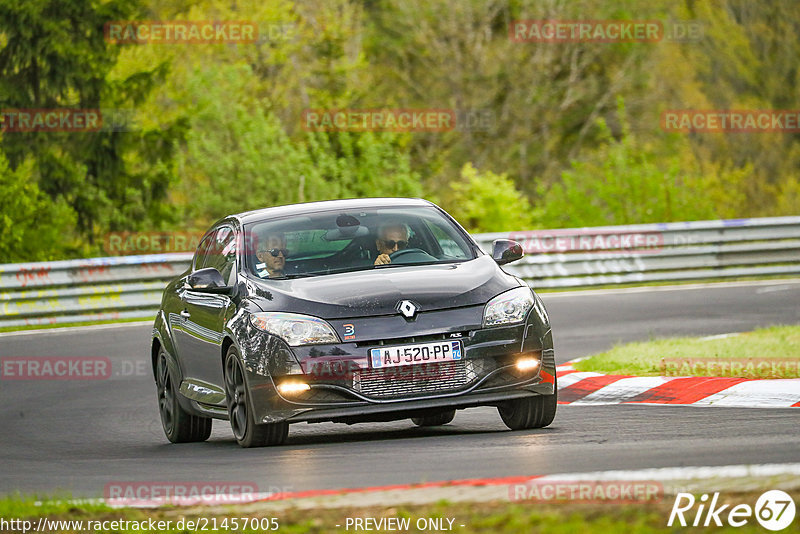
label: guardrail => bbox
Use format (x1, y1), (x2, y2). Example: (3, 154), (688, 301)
(1, 216), (799, 328)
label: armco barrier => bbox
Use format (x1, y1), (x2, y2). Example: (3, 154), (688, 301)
(1, 217), (799, 328)
(0, 254), (192, 328)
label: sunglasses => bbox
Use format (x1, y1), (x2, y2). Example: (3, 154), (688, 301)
(264, 248), (289, 258)
(382, 239), (408, 249)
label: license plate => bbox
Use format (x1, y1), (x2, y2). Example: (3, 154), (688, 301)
(370, 340), (462, 369)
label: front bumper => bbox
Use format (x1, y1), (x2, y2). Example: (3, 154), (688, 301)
(237, 304), (555, 424)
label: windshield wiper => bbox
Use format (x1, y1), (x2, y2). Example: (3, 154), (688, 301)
(279, 260), (467, 278)
(304, 265), (376, 277)
(255, 273), (316, 280)
(374, 260), (462, 269)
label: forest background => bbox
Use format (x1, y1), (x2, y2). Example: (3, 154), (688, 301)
(1, 0), (798, 261)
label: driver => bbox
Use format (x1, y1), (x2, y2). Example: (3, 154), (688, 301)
(255, 232), (288, 278)
(374, 222), (409, 266)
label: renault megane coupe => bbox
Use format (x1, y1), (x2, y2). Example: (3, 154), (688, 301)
(151, 198), (556, 447)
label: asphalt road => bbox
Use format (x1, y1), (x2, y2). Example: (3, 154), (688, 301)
(1, 280), (798, 498)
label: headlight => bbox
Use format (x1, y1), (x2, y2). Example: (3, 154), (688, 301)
(483, 287), (535, 327)
(250, 312), (340, 346)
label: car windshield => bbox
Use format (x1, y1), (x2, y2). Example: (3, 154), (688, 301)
(243, 206), (476, 279)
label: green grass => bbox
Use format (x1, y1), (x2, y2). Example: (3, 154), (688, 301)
(573, 325), (800, 378)
(1, 491), (797, 533)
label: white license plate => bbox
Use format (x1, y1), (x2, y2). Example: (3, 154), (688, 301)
(369, 340), (462, 369)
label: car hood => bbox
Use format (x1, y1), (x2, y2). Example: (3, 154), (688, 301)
(246, 255), (521, 319)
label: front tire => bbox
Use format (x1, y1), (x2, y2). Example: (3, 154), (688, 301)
(498, 392), (557, 430)
(224, 347), (288, 448)
(156, 349), (212, 443)
(411, 410), (456, 427)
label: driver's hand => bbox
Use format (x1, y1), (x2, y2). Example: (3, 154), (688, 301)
(374, 254), (391, 266)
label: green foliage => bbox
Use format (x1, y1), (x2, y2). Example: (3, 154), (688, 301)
(0, 147), (76, 262)
(174, 64), (420, 227)
(175, 64), (305, 223)
(1, 0), (799, 261)
(535, 100), (750, 227)
(0, 0), (185, 251)
(302, 130), (421, 200)
(443, 163), (534, 233)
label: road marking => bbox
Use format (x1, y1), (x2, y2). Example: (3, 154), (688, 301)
(572, 376), (670, 404)
(556, 367), (800, 408)
(694, 379), (800, 408)
(699, 332), (741, 341)
(535, 463), (800, 482)
(540, 278), (800, 298)
(756, 284), (795, 293)
(0, 321), (152, 338)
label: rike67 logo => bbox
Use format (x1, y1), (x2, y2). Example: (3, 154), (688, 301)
(669, 490), (796, 531)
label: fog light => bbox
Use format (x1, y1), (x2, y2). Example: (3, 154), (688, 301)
(515, 357), (540, 372)
(277, 381), (310, 395)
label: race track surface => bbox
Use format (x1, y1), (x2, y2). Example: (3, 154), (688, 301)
(1, 280), (798, 497)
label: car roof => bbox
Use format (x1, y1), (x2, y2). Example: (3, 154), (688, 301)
(230, 197), (435, 225)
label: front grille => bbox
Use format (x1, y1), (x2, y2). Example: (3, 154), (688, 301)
(352, 359), (486, 399)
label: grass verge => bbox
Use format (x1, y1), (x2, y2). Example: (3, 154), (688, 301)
(573, 325), (800, 378)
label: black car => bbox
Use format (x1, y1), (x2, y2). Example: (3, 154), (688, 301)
(151, 198), (556, 447)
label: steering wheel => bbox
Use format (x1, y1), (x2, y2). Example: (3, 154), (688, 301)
(388, 248), (437, 264)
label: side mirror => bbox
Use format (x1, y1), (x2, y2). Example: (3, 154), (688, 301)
(187, 267), (230, 293)
(492, 239), (524, 265)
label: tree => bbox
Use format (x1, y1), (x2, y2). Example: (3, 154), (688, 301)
(443, 162), (534, 233)
(0, 143), (76, 261)
(0, 0), (186, 254)
(535, 101), (750, 227)
(174, 64), (421, 228)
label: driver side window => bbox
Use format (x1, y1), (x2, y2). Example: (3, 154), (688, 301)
(208, 227), (237, 283)
(196, 227), (237, 284)
(193, 234), (215, 271)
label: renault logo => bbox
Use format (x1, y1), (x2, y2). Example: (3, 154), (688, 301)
(397, 300), (418, 319)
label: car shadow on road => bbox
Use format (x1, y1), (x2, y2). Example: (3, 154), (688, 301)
(197, 421), (561, 449)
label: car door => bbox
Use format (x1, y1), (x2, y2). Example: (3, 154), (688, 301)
(173, 225), (237, 394)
